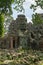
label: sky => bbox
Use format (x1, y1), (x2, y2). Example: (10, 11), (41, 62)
(12, 0), (43, 23)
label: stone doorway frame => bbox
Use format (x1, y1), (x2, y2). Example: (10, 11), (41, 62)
(10, 36), (18, 49)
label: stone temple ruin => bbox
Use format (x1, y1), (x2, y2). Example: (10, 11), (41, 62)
(0, 14), (43, 50)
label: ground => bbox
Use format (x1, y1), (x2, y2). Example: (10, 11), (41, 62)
(0, 47), (43, 65)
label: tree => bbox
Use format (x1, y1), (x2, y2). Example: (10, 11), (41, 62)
(30, 0), (43, 11)
(0, 0), (25, 15)
(32, 13), (43, 25)
(0, 0), (25, 37)
(0, 14), (4, 37)
(30, 0), (43, 24)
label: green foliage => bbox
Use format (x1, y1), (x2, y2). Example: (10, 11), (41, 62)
(0, 14), (4, 37)
(32, 13), (43, 25)
(14, 0), (25, 12)
(0, 0), (25, 15)
(0, 0), (14, 37)
(30, 0), (43, 11)
(0, 0), (14, 15)
(30, 0), (43, 25)
(0, 0), (25, 37)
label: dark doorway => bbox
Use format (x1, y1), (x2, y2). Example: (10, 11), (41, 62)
(17, 37), (20, 47)
(13, 39), (15, 48)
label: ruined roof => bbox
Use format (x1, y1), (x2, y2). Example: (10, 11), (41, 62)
(8, 14), (27, 36)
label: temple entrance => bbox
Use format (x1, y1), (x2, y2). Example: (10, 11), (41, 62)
(13, 36), (20, 48)
(10, 36), (20, 49)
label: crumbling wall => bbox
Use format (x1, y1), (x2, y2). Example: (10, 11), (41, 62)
(28, 23), (43, 50)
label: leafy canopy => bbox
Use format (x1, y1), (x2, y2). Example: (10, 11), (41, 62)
(0, 0), (14, 15)
(32, 13), (43, 25)
(0, 0), (25, 15)
(30, 0), (43, 11)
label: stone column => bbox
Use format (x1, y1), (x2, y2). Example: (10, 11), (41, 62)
(10, 37), (13, 49)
